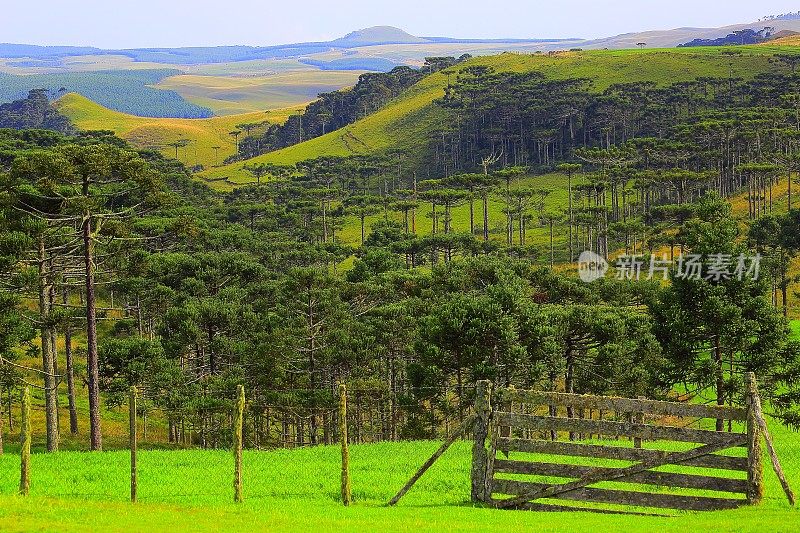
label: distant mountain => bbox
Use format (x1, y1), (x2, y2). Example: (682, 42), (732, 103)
(3, 19), (800, 73)
(332, 26), (428, 46)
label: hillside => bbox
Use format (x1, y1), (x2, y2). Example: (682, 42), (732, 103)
(55, 93), (301, 169)
(766, 34), (800, 46)
(200, 46), (786, 185)
(155, 71), (364, 115)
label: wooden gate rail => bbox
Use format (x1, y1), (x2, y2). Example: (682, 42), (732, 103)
(471, 376), (764, 514)
(497, 390), (747, 421)
(494, 412), (747, 446)
(497, 438), (748, 471)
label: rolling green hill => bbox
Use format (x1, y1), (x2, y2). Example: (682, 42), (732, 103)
(200, 46), (787, 185)
(55, 93), (302, 169)
(155, 71), (365, 116)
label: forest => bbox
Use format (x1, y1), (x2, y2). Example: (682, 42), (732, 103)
(2, 58), (800, 452)
(0, 70), (213, 118)
(0, 89), (73, 133)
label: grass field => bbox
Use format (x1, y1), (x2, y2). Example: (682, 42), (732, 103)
(55, 93), (302, 170)
(0, 427), (798, 532)
(156, 71), (364, 116)
(333, 171), (582, 250)
(200, 46), (792, 184)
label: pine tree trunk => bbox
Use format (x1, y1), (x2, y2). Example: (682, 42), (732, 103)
(483, 193), (489, 241)
(38, 237), (58, 452)
(84, 210), (102, 451)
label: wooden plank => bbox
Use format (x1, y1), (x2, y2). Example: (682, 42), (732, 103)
(471, 381), (492, 503)
(746, 372), (764, 505)
(507, 501), (673, 517)
(494, 459), (748, 494)
(494, 438), (746, 510)
(492, 479), (745, 511)
(749, 373), (795, 506)
(496, 412), (745, 445)
(500, 438), (748, 471)
(498, 390), (747, 421)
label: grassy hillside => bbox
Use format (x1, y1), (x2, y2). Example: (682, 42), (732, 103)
(156, 71), (364, 116)
(766, 35), (800, 46)
(201, 46), (787, 185)
(56, 93), (301, 169)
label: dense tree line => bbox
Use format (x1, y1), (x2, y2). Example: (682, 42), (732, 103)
(679, 28), (777, 47)
(233, 56), (470, 161)
(0, 90), (73, 134)
(433, 64), (800, 177)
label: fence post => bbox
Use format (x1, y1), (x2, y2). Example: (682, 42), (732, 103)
(129, 386), (137, 503)
(234, 384), (245, 503)
(19, 386), (31, 496)
(471, 380), (492, 503)
(633, 396), (645, 449)
(745, 372), (764, 505)
(339, 383), (352, 506)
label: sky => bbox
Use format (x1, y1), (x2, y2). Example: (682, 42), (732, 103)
(4, 0), (800, 48)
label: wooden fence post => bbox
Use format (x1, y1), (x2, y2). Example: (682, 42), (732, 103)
(234, 384), (245, 503)
(471, 380), (492, 503)
(745, 372), (764, 505)
(339, 383), (352, 506)
(633, 396), (645, 449)
(129, 386), (138, 503)
(19, 386), (31, 496)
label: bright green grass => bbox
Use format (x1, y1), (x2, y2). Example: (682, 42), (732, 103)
(0, 425), (798, 532)
(200, 46), (793, 184)
(334, 172), (583, 252)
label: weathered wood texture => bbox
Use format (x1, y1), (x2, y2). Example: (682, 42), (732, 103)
(493, 438), (745, 510)
(747, 372), (795, 506)
(492, 479), (745, 511)
(497, 390), (747, 421)
(475, 386), (761, 514)
(745, 373), (764, 505)
(506, 501), (672, 517)
(494, 459), (748, 493)
(339, 383), (352, 506)
(19, 386), (31, 496)
(233, 384), (244, 503)
(470, 380), (492, 502)
(499, 438), (747, 471)
(495, 412), (745, 445)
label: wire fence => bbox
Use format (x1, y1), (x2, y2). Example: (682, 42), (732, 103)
(0, 383), (479, 504)
(1, 382), (796, 507)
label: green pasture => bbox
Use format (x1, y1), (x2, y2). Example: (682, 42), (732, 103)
(0, 426), (798, 532)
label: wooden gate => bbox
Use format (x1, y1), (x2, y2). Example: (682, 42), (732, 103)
(471, 375), (764, 513)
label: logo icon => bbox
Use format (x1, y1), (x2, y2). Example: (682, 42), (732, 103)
(578, 251), (608, 283)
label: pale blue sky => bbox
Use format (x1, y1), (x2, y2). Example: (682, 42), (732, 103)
(5, 0), (800, 48)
